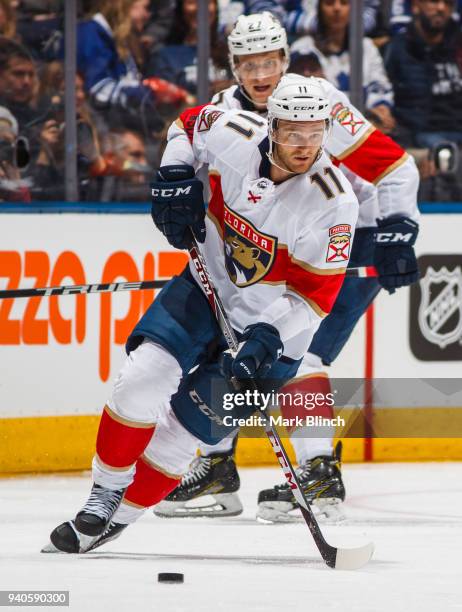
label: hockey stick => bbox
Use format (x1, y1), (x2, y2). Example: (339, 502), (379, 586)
(0, 280), (165, 300)
(0, 267), (378, 300)
(187, 233), (374, 570)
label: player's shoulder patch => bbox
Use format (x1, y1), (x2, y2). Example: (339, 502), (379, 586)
(330, 102), (365, 137)
(197, 108), (224, 132)
(178, 104), (207, 143)
(326, 224), (351, 263)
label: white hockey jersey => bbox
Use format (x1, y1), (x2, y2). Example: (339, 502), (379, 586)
(209, 80), (420, 228)
(162, 105), (359, 360)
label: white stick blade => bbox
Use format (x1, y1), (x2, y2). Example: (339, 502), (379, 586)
(334, 541), (374, 570)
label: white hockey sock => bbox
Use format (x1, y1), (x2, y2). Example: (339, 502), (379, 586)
(199, 434), (236, 456)
(92, 455), (135, 490)
(290, 435), (334, 464)
(112, 501), (146, 525)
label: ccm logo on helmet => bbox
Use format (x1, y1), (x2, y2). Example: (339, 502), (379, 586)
(151, 186), (192, 197)
(293, 105), (317, 111)
(375, 232), (413, 243)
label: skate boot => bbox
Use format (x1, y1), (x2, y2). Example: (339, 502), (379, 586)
(154, 451), (243, 518)
(74, 483), (126, 536)
(42, 519), (127, 554)
(257, 441), (346, 524)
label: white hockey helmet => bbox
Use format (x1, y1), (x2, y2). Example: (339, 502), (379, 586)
(228, 12), (289, 76)
(267, 75), (332, 170)
(267, 74), (331, 122)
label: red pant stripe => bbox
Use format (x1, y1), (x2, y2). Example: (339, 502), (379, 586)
(124, 456), (181, 508)
(96, 408), (155, 469)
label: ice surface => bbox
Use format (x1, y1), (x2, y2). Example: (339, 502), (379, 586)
(1, 463), (462, 612)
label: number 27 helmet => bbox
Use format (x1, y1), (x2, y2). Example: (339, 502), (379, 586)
(228, 12), (289, 80)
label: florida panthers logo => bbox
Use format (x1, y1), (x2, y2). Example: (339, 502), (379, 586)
(223, 207), (277, 287)
(326, 224), (351, 263)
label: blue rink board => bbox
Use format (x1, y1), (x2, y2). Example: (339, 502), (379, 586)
(0, 201), (461, 214)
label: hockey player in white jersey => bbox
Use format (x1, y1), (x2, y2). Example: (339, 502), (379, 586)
(43, 75), (359, 553)
(153, 13), (420, 522)
(214, 11), (289, 113)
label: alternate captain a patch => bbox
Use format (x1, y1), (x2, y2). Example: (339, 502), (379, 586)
(223, 207), (277, 287)
(197, 109), (224, 132)
(326, 224), (351, 263)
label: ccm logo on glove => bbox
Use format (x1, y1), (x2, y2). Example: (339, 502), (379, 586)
(151, 165), (206, 249)
(375, 231), (414, 243)
(373, 215), (419, 294)
(151, 186), (192, 197)
(374, 217), (418, 245)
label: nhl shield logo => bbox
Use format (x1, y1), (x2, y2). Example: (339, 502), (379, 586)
(223, 206), (277, 287)
(418, 265), (462, 349)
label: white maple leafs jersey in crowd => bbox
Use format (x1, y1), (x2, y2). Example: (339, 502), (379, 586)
(210, 80), (420, 228)
(290, 36), (394, 110)
(162, 105), (359, 360)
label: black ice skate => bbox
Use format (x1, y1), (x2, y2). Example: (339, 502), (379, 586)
(257, 442), (346, 523)
(74, 483), (126, 536)
(153, 451), (243, 518)
(41, 519), (127, 554)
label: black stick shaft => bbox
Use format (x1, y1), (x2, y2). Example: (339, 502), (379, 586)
(0, 280), (166, 300)
(0, 267), (377, 301)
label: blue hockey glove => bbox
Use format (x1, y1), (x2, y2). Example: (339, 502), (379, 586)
(373, 215), (419, 294)
(220, 323), (283, 380)
(151, 165), (205, 249)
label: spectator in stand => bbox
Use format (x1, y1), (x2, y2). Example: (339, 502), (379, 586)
(389, 0), (462, 35)
(385, 0), (462, 149)
(15, 0), (63, 61)
(0, 105), (31, 203)
(229, 0), (388, 39)
(128, 0), (154, 71)
(102, 129), (149, 181)
(129, 0), (176, 66)
(75, 0), (164, 136)
(127, 0), (194, 124)
(0, 37), (47, 130)
(27, 66), (104, 200)
(94, 128), (151, 201)
(146, 0), (232, 96)
(385, 0), (462, 200)
(290, 0), (396, 132)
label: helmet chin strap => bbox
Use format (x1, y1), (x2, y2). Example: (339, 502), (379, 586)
(266, 150), (297, 176)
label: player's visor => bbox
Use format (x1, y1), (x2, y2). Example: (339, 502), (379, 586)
(235, 57), (284, 80)
(271, 122), (325, 147)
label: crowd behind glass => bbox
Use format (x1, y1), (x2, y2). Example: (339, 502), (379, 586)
(0, 0), (461, 203)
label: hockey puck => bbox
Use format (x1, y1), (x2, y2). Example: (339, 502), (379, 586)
(158, 573), (184, 584)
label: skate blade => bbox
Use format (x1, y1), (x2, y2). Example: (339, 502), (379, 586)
(256, 501), (300, 524)
(256, 499), (346, 524)
(313, 498), (346, 524)
(154, 493), (243, 518)
(41, 541), (62, 553)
